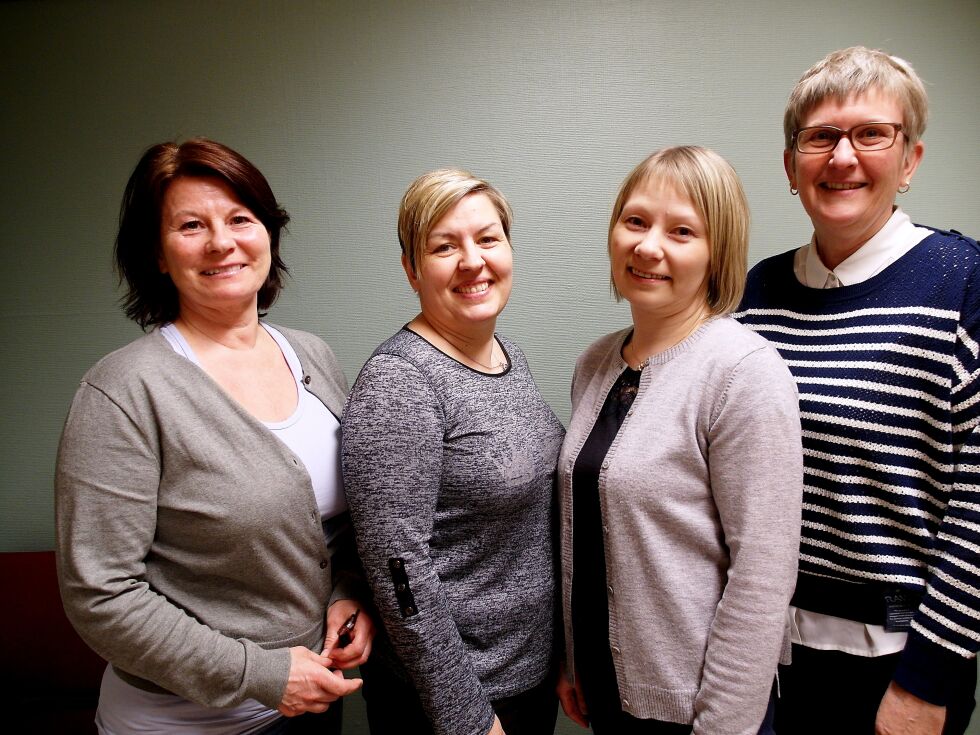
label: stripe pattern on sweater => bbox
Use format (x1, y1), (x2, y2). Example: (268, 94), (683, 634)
(734, 229), (980, 690)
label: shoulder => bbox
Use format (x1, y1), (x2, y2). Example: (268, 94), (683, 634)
(695, 317), (795, 388)
(349, 331), (436, 399)
(915, 227), (980, 267)
(81, 331), (177, 390)
(576, 328), (629, 373)
(744, 248), (798, 294)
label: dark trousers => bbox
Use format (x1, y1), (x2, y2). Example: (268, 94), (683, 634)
(360, 659), (558, 735)
(775, 644), (977, 735)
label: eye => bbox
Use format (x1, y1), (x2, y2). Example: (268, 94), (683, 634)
(430, 242), (454, 255)
(622, 215), (647, 230)
(674, 226), (696, 238)
(179, 220), (203, 232)
(479, 234), (502, 247)
(230, 215), (253, 226)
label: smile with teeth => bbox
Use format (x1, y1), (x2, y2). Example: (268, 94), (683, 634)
(455, 281), (490, 294)
(202, 264), (246, 276)
(822, 182), (865, 190)
(629, 267), (670, 281)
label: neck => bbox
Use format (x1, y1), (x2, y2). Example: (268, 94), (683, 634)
(175, 303), (261, 350)
(410, 312), (502, 371)
(626, 302), (709, 368)
(814, 208), (894, 270)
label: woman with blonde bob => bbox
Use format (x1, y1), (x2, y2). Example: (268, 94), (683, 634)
(737, 46), (980, 734)
(557, 146), (803, 734)
(342, 169), (564, 735)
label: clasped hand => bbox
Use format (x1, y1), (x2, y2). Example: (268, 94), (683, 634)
(277, 600), (375, 717)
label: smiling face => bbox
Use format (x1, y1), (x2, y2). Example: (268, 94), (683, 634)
(609, 178), (711, 322)
(403, 192), (513, 334)
(785, 88), (924, 257)
(159, 176), (272, 318)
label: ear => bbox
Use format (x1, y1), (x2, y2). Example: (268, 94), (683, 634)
(901, 140), (925, 186)
(783, 148), (796, 189)
(401, 253), (419, 294)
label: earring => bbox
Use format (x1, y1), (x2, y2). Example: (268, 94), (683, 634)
(898, 182), (910, 194)
(790, 184), (799, 196)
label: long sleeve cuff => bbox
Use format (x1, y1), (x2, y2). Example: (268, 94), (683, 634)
(893, 632), (973, 706)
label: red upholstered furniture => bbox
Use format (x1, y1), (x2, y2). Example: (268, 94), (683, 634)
(0, 550), (104, 732)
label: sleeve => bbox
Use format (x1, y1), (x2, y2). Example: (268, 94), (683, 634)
(894, 267), (980, 705)
(692, 347), (804, 735)
(341, 355), (496, 735)
(55, 382), (289, 709)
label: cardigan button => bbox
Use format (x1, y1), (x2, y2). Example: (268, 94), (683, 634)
(319, 560), (328, 569)
(601, 461), (609, 470)
(303, 375), (312, 385)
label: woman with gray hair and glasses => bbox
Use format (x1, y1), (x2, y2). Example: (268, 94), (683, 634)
(737, 46), (979, 734)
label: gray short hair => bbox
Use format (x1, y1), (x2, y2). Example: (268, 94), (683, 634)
(783, 46), (928, 151)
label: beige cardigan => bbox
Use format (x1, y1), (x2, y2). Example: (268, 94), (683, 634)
(558, 317), (803, 734)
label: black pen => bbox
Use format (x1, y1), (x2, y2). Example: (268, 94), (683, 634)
(336, 608), (360, 648)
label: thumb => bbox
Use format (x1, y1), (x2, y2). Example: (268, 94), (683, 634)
(324, 668), (363, 696)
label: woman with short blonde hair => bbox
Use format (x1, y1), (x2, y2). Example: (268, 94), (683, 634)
(557, 146), (803, 734)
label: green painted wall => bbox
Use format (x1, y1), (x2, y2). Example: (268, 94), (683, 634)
(2, 1), (978, 731)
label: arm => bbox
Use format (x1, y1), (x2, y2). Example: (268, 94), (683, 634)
(341, 355), (496, 735)
(55, 383), (290, 708)
(692, 347), (804, 735)
(883, 278), (980, 729)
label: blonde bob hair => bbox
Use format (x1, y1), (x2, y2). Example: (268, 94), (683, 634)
(783, 46), (929, 152)
(398, 168), (513, 277)
(608, 146), (749, 316)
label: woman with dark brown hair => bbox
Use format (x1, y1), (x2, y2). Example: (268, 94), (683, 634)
(56, 138), (373, 734)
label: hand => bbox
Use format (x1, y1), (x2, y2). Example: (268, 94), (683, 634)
(323, 599), (375, 670)
(556, 662), (589, 728)
(277, 646), (362, 717)
(487, 715), (506, 735)
(875, 681), (945, 735)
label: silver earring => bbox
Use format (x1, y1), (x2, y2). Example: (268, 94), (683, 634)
(790, 185), (799, 196)
(898, 182), (910, 194)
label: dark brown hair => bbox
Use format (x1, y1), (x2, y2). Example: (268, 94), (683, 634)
(114, 138), (290, 329)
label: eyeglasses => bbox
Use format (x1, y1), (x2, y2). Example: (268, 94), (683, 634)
(793, 122), (904, 154)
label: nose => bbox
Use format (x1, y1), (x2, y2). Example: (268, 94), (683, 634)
(633, 230), (665, 259)
(829, 135), (858, 167)
(207, 222), (234, 253)
(458, 241), (485, 271)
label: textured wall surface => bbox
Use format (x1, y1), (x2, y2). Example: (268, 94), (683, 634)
(2, 1), (978, 729)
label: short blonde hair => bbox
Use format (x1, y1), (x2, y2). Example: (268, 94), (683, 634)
(783, 46), (929, 151)
(398, 168), (513, 276)
(608, 146), (749, 316)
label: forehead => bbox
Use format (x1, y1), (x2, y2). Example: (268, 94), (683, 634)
(428, 192), (500, 236)
(802, 88), (904, 126)
(163, 176), (244, 210)
(625, 175), (697, 212)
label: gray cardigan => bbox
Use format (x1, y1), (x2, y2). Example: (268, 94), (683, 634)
(55, 325), (356, 709)
(558, 317), (803, 734)
(342, 329), (564, 735)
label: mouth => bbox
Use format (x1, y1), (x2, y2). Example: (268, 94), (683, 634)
(454, 281), (490, 295)
(820, 182), (866, 191)
(629, 266), (670, 281)
(202, 264), (246, 276)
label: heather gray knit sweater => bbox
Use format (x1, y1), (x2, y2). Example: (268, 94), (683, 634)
(559, 316), (803, 735)
(341, 328), (564, 735)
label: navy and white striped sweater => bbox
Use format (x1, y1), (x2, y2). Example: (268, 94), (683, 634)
(735, 228), (980, 704)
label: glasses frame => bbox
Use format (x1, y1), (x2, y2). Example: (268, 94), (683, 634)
(792, 122), (904, 154)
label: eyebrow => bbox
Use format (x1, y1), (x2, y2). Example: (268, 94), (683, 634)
(428, 222), (502, 240)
